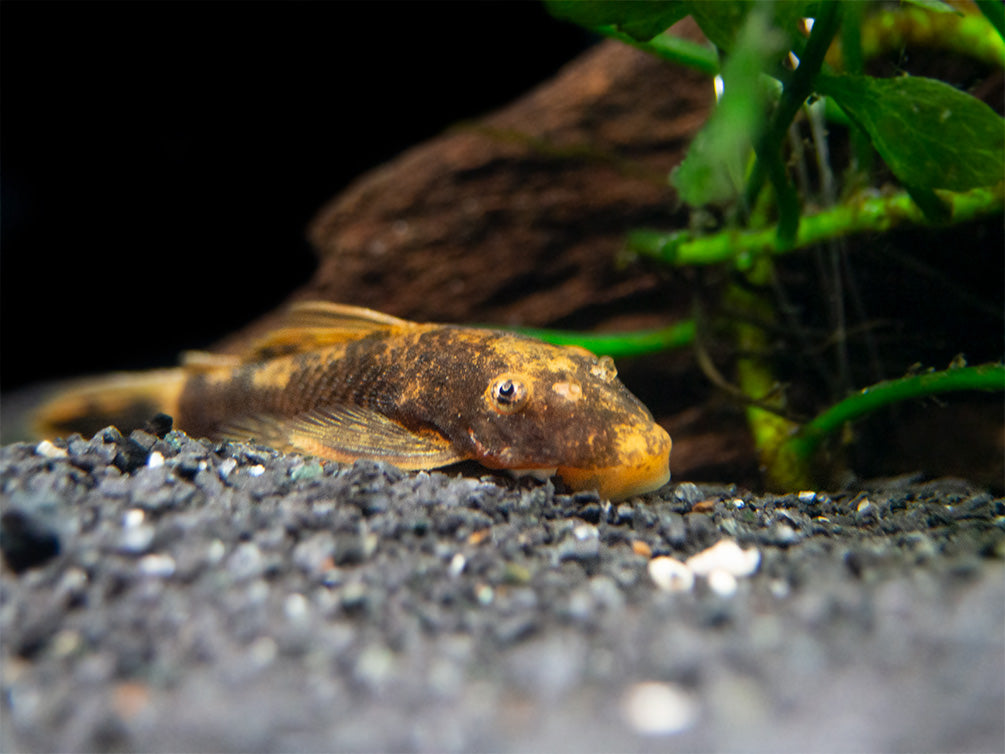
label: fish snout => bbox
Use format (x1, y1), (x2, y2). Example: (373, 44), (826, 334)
(557, 419), (671, 501)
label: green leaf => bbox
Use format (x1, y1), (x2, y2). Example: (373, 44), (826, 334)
(817, 72), (1005, 191)
(687, 0), (817, 52)
(671, 8), (783, 207)
(544, 1), (690, 42)
(901, 0), (962, 14)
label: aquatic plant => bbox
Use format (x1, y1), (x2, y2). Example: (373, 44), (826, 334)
(540, 0), (1004, 488)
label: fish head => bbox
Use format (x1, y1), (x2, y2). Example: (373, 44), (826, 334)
(445, 334), (671, 501)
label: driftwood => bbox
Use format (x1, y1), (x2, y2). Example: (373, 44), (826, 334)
(219, 33), (712, 339)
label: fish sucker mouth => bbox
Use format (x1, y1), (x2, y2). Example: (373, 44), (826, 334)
(466, 423), (671, 501)
(556, 424), (672, 501)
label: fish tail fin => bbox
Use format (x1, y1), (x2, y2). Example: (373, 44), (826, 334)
(29, 369), (187, 440)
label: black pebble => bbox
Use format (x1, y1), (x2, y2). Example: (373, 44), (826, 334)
(113, 438), (150, 473)
(0, 508), (61, 573)
(143, 413), (174, 438)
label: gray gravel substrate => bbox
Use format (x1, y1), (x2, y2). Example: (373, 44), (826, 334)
(2, 427), (1003, 752)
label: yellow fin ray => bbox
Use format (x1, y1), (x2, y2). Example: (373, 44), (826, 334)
(285, 301), (414, 330)
(244, 302), (420, 361)
(218, 405), (467, 470)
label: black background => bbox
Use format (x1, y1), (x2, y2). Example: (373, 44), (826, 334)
(1, 1), (591, 391)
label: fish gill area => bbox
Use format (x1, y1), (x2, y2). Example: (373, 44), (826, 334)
(1, 426), (1002, 752)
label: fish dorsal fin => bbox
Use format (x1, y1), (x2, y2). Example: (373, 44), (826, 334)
(285, 301), (415, 331)
(180, 350), (243, 371)
(245, 302), (419, 361)
(218, 405), (467, 470)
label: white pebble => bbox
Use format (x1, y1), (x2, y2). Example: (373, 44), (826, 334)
(248, 636), (277, 668)
(247, 464), (266, 477)
(206, 539), (226, 564)
(146, 451), (165, 468)
(475, 583), (494, 605)
(138, 554), (176, 578)
(647, 557), (694, 592)
(730, 498), (745, 508)
(620, 681), (699, 736)
(686, 539), (760, 578)
(707, 569), (738, 597)
(122, 508), (146, 528)
(448, 552), (466, 577)
(769, 579), (791, 599)
(284, 592), (310, 622)
(35, 440), (67, 459)
(218, 458), (238, 479)
(797, 490), (817, 502)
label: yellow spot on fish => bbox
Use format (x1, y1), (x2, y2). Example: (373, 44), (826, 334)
(552, 380), (582, 401)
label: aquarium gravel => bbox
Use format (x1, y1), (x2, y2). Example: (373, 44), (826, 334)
(1, 427), (1003, 752)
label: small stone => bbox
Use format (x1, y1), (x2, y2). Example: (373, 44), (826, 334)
(691, 498), (718, 513)
(128, 430), (159, 451)
(631, 539), (652, 558)
(248, 636), (278, 669)
(290, 462), (324, 482)
(218, 458), (238, 479)
(143, 413), (174, 438)
(797, 490), (817, 503)
(648, 556), (694, 592)
(707, 569), (738, 597)
(146, 451), (165, 469)
(855, 498), (878, 523)
(557, 524), (600, 565)
(114, 438), (150, 473)
(49, 628), (83, 659)
(122, 509), (146, 528)
(620, 681), (699, 736)
(35, 440), (67, 459)
(448, 552), (466, 577)
(206, 539), (227, 565)
(673, 482), (703, 505)
(659, 511), (687, 546)
(474, 583), (494, 605)
(686, 539), (760, 578)
(228, 542), (265, 582)
(0, 508), (61, 573)
(284, 592), (310, 622)
(137, 553), (176, 577)
(118, 525), (155, 556)
(769, 578), (791, 598)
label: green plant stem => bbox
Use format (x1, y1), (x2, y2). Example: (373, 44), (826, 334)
(596, 27), (719, 75)
(506, 320), (696, 359)
(974, 0), (1005, 44)
(855, 4), (1005, 69)
(628, 184), (1005, 268)
(783, 363), (1005, 463)
(743, 1), (843, 240)
(725, 256), (804, 489)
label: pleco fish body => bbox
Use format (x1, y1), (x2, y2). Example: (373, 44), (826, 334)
(35, 303), (671, 500)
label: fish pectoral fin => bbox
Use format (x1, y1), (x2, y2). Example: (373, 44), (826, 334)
(244, 302), (421, 361)
(218, 406), (467, 470)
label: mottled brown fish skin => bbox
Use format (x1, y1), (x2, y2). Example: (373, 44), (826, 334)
(33, 304), (671, 500)
(177, 325), (671, 499)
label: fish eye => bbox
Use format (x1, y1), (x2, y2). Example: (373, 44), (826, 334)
(487, 374), (529, 414)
